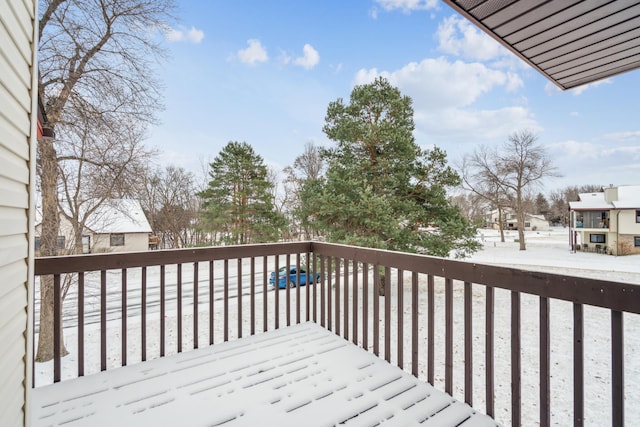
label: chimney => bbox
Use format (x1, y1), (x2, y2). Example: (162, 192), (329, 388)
(603, 185), (618, 203)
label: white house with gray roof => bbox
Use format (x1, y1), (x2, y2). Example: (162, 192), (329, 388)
(35, 199), (153, 254)
(84, 199), (153, 253)
(569, 185), (640, 255)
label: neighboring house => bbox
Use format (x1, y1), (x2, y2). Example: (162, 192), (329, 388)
(34, 199), (153, 254)
(486, 208), (550, 231)
(0, 1), (38, 424)
(569, 185), (640, 255)
(86, 199), (153, 253)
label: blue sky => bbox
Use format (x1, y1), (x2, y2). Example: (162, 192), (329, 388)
(149, 0), (640, 192)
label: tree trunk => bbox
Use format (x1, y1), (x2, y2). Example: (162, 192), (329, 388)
(516, 203), (526, 251)
(36, 276), (69, 362)
(378, 272), (386, 296)
(36, 138), (69, 361)
(73, 220), (84, 254)
(497, 206), (505, 243)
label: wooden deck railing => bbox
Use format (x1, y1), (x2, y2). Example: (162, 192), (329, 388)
(34, 242), (639, 426)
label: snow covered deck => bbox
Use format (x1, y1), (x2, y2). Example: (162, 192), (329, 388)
(32, 322), (496, 426)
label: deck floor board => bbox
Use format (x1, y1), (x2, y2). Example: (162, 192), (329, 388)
(32, 322), (497, 426)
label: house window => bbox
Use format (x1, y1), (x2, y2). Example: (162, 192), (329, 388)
(110, 233), (125, 246)
(590, 234), (606, 244)
(636, 210), (640, 223)
(635, 236), (640, 247)
(35, 236), (65, 249)
(576, 211), (608, 228)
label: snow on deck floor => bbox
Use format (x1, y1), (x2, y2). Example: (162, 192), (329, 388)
(32, 322), (497, 427)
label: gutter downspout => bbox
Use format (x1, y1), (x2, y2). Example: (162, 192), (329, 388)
(615, 209), (621, 257)
(568, 209), (574, 252)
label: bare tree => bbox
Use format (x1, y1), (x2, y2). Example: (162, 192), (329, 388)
(137, 165), (199, 248)
(36, 0), (176, 361)
(58, 104), (156, 254)
(449, 191), (488, 225)
(466, 131), (559, 250)
(283, 142), (324, 240)
(460, 149), (510, 242)
(548, 185), (602, 226)
(293, 141), (323, 180)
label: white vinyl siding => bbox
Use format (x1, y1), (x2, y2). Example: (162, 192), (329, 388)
(0, 0), (37, 426)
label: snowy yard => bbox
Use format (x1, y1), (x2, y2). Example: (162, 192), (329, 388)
(34, 228), (640, 426)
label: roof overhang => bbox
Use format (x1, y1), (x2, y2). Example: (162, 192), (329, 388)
(442, 0), (640, 90)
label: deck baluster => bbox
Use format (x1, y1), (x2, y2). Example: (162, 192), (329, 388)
(177, 264), (183, 352)
(427, 274), (434, 385)
(574, 303), (584, 427)
(193, 262), (199, 348)
(250, 257), (255, 335)
(445, 278), (453, 394)
(335, 258), (341, 336)
(141, 266), (147, 361)
(237, 259), (242, 338)
(397, 269), (404, 369)
(411, 272), (418, 377)
(160, 265), (166, 356)
(486, 286), (495, 417)
(540, 296), (550, 427)
(78, 272), (85, 376)
(100, 270), (107, 371)
(344, 259), (349, 340)
(511, 291), (521, 427)
(464, 281), (472, 405)
(352, 260), (358, 346)
(54, 274), (61, 382)
(223, 260), (228, 342)
(612, 310), (624, 426)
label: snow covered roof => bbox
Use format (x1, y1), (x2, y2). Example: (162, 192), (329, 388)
(85, 199), (152, 234)
(612, 185), (640, 209)
(569, 192), (607, 210)
(570, 185), (640, 210)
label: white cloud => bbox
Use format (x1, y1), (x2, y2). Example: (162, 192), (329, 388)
(278, 49), (292, 65)
(436, 16), (505, 61)
(544, 82), (562, 95)
(547, 78), (613, 96)
(166, 26), (205, 44)
(374, 0), (438, 12)
(547, 140), (601, 160)
(544, 78), (613, 95)
(602, 145), (640, 158)
(353, 57), (538, 160)
(570, 78), (612, 95)
(602, 131), (640, 142)
(293, 44), (320, 70)
(355, 57), (516, 110)
(237, 39), (268, 65)
(570, 111), (580, 117)
(415, 106), (539, 143)
(547, 140), (640, 186)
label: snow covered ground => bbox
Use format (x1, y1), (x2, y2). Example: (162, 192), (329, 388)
(34, 228), (639, 426)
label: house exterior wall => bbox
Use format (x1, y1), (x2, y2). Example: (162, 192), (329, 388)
(618, 209), (640, 234)
(487, 210), (550, 231)
(91, 232), (150, 252)
(525, 216), (550, 231)
(617, 209), (640, 255)
(0, 0), (37, 425)
(572, 208), (640, 255)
